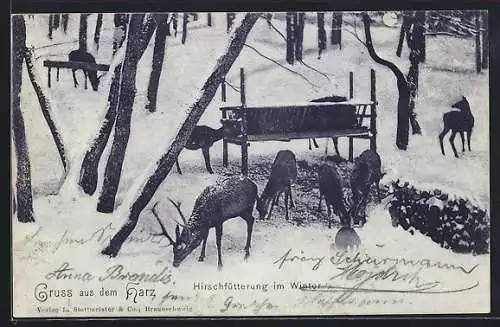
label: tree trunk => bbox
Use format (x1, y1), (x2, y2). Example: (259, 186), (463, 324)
(113, 14), (129, 54)
(172, 13), (178, 37)
(414, 11), (426, 63)
(207, 13), (212, 27)
(407, 12), (423, 135)
(317, 12), (327, 59)
(146, 14), (169, 113)
(12, 15), (34, 222)
(295, 13), (305, 61)
(475, 12), (481, 73)
(182, 13), (188, 44)
(481, 11), (488, 69)
(362, 13), (410, 150)
(48, 14), (53, 39)
(396, 11), (411, 57)
(101, 13), (260, 257)
(53, 14), (60, 30)
(331, 12), (342, 47)
(97, 14), (157, 213)
(24, 48), (69, 171)
(94, 14), (103, 51)
(79, 14), (88, 52)
(286, 12), (295, 64)
(79, 14), (129, 195)
(62, 14), (69, 33)
(226, 13), (235, 33)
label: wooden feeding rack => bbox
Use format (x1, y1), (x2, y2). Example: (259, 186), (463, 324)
(219, 68), (378, 175)
(43, 60), (110, 89)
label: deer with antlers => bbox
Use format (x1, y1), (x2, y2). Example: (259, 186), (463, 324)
(150, 175), (264, 270)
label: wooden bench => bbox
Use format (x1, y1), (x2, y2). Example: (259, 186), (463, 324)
(43, 60), (110, 89)
(219, 68), (378, 175)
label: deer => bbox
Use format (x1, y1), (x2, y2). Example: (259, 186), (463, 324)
(175, 123), (240, 175)
(68, 49), (102, 91)
(151, 175), (263, 270)
(257, 150), (298, 221)
(349, 149), (384, 227)
(307, 95), (348, 155)
(317, 162), (349, 229)
(438, 96), (475, 158)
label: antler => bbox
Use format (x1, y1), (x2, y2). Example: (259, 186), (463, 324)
(167, 197), (188, 226)
(150, 202), (175, 246)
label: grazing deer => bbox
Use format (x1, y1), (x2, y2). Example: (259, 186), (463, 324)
(68, 49), (102, 91)
(349, 149), (383, 227)
(318, 162), (349, 228)
(439, 96), (475, 158)
(151, 176), (261, 270)
(257, 150), (298, 221)
(176, 123), (240, 175)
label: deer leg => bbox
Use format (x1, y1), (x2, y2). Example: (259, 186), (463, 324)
(288, 185), (295, 208)
(332, 137), (340, 156)
(84, 70), (88, 90)
(459, 131), (465, 152)
(308, 139), (312, 150)
(449, 131), (459, 158)
(375, 178), (382, 203)
(215, 223), (223, 270)
(175, 159), (182, 175)
(327, 202), (332, 229)
(439, 127), (450, 155)
(198, 230), (209, 262)
(72, 69), (78, 87)
(243, 212), (254, 260)
(313, 138), (319, 148)
(318, 193), (323, 212)
(467, 129), (472, 151)
(284, 190), (290, 221)
(202, 147), (214, 174)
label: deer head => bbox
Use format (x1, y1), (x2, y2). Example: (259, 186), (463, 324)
(451, 96), (471, 112)
(150, 199), (202, 268)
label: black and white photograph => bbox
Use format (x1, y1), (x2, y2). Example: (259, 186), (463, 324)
(11, 10), (491, 317)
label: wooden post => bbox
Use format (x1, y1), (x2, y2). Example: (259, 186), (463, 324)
(240, 68), (249, 176)
(221, 77), (226, 102)
(222, 77), (228, 167)
(475, 12), (481, 74)
(348, 71), (354, 161)
(349, 72), (353, 99)
(47, 67), (51, 88)
(370, 69), (377, 152)
(482, 11), (489, 69)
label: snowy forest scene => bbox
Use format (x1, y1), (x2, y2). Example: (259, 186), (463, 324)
(11, 11), (490, 317)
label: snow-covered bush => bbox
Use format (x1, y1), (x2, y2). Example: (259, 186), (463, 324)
(387, 180), (489, 255)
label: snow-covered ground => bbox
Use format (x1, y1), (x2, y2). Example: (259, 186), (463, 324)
(12, 13), (489, 317)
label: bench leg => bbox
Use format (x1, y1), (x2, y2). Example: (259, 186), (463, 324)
(348, 137), (354, 162)
(56, 68), (60, 82)
(84, 71), (88, 90)
(47, 67), (51, 88)
(241, 142), (248, 176)
(223, 140), (228, 167)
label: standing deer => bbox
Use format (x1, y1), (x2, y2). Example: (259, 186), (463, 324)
(308, 95), (348, 155)
(318, 162), (349, 228)
(151, 176), (261, 270)
(176, 123), (240, 175)
(68, 49), (102, 91)
(349, 149), (383, 227)
(438, 96), (475, 158)
(257, 150), (298, 221)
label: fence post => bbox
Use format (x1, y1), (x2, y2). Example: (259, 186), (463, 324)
(475, 12), (482, 74)
(348, 71), (354, 161)
(222, 77), (228, 167)
(240, 68), (249, 176)
(370, 69), (377, 153)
